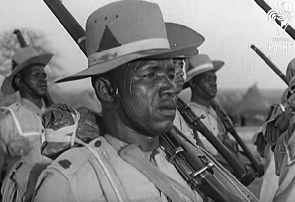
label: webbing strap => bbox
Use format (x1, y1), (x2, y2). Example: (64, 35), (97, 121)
(43, 109), (130, 201)
(0, 107), (23, 136)
(0, 107), (41, 137)
(43, 109), (80, 147)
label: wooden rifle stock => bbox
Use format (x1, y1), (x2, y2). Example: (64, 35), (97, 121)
(42, 0), (87, 56)
(250, 44), (288, 85)
(176, 98), (255, 185)
(253, 0), (295, 41)
(210, 100), (264, 176)
(161, 126), (245, 202)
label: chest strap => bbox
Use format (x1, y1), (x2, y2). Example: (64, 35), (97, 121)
(0, 107), (41, 137)
(119, 144), (197, 202)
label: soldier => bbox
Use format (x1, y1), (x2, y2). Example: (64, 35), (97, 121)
(256, 58), (295, 202)
(0, 45), (53, 180)
(33, 1), (259, 201)
(33, 1), (204, 201)
(0, 45), (54, 201)
(176, 54), (244, 168)
(263, 59), (295, 202)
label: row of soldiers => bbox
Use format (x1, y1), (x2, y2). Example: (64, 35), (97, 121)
(0, 0), (292, 201)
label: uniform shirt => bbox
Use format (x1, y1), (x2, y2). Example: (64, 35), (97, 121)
(33, 135), (203, 202)
(273, 116), (295, 202)
(0, 98), (48, 177)
(173, 110), (196, 144)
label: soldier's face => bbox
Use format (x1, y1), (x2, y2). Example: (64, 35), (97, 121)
(118, 59), (178, 136)
(21, 64), (48, 96)
(173, 59), (185, 94)
(193, 71), (217, 100)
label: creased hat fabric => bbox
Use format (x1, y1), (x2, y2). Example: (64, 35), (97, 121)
(185, 54), (224, 84)
(56, 0), (204, 83)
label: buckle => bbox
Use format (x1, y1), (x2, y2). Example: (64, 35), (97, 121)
(168, 147), (184, 163)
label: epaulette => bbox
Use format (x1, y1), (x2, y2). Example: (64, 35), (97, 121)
(46, 145), (93, 179)
(0, 102), (21, 118)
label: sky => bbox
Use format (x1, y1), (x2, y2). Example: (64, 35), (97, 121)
(0, 0), (295, 93)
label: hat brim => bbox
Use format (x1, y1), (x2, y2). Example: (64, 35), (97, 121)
(183, 60), (224, 89)
(1, 53), (53, 95)
(56, 42), (203, 83)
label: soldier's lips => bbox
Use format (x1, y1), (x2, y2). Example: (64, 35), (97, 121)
(158, 102), (177, 117)
(158, 108), (176, 117)
(40, 86), (48, 90)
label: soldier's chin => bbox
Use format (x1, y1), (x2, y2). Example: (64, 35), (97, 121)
(156, 121), (173, 135)
(38, 89), (48, 96)
(209, 92), (217, 99)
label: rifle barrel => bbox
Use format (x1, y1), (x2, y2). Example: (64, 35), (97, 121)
(211, 100), (264, 176)
(43, 0), (87, 55)
(176, 98), (248, 180)
(250, 44), (288, 85)
(253, 0), (295, 41)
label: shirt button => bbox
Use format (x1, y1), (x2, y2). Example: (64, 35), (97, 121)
(95, 140), (102, 147)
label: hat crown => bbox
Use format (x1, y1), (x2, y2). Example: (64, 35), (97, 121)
(165, 22), (204, 56)
(186, 54), (213, 73)
(86, 0), (170, 63)
(12, 46), (39, 67)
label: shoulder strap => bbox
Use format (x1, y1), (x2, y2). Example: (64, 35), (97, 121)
(0, 106), (43, 137)
(0, 106), (23, 136)
(82, 137), (130, 202)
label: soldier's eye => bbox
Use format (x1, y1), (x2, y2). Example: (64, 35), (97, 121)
(143, 73), (155, 78)
(168, 74), (175, 80)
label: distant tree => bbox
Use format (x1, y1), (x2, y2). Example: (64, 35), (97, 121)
(0, 28), (61, 83)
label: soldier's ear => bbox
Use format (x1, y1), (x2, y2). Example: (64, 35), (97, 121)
(13, 74), (22, 89)
(93, 77), (115, 103)
(189, 79), (197, 88)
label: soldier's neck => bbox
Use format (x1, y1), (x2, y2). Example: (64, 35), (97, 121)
(102, 109), (159, 152)
(191, 94), (211, 108)
(20, 92), (43, 109)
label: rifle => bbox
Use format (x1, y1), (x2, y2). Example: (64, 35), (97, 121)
(13, 29), (55, 107)
(250, 44), (288, 86)
(177, 98), (256, 185)
(42, 0), (86, 56)
(253, 0), (295, 41)
(161, 126), (249, 202)
(210, 99), (265, 176)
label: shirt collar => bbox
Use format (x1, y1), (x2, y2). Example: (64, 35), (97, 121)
(104, 134), (160, 159)
(20, 98), (46, 116)
(189, 101), (212, 111)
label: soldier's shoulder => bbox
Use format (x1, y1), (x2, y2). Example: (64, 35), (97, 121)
(47, 146), (92, 177)
(0, 102), (22, 119)
(0, 102), (22, 113)
(47, 136), (108, 178)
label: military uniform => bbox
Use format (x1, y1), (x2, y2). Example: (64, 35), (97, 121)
(33, 134), (202, 202)
(272, 115), (295, 202)
(0, 98), (50, 178)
